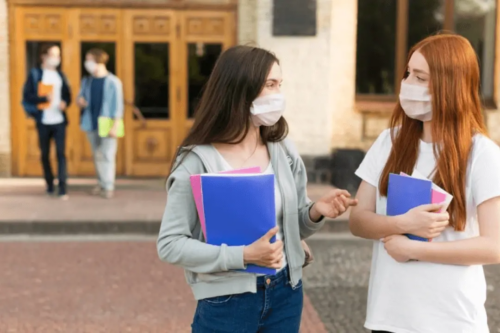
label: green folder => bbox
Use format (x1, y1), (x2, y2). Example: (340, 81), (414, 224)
(98, 117), (124, 138)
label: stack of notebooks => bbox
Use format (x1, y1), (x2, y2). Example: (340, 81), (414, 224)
(190, 167), (277, 275)
(387, 170), (453, 241)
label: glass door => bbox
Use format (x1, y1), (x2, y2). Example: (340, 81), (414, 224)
(178, 11), (235, 144)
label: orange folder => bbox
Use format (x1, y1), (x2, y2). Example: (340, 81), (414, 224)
(37, 83), (53, 109)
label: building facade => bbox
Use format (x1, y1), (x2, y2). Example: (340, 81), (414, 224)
(1, 0), (499, 179)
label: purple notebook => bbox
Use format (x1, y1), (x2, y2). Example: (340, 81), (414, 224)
(190, 167), (261, 239)
(387, 173), (432, 242)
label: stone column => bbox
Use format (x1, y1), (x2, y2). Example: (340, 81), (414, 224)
(0, 0), (10, 176)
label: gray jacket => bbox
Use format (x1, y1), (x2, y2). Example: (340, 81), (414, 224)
(157, 139), (324, 300)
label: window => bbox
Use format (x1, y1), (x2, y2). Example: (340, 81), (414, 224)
(356, 0), (497, 104)
(187, 43), (223, 118)
(134, 43), (170, 119)
(355, 0), (397, 95)
(455, 0), (497, 102)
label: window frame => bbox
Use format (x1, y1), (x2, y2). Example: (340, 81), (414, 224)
(356, 0), (499, 110)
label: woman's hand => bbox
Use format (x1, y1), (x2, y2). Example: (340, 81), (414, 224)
(398, 203), (449, 239)
(243, 227), (283, 269)
(310, 189), (358, 221)
(383, 234), (420, 262)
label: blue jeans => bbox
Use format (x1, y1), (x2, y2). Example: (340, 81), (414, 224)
(37, 122), (67, 195)
(192, 267), (303, 333)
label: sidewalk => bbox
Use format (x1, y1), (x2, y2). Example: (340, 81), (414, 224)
(0, 178), (350, 234)
(0, 178), (332, 333)
(0, 239), (327, 333)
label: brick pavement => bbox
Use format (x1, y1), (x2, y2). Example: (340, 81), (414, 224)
(0, 240), (327, 333)
(0, 178), (347, 331)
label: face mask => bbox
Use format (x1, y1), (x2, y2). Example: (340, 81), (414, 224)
(250, 93), (286, 127)
(46, 57), (61, 68)
(399, 81), (432, 122)
(84, 60), (97, 75)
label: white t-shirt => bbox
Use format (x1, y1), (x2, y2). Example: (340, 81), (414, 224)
(355, 128), (500, 333)
(216, 153), (287, 272)
(41, 69), (64, 125)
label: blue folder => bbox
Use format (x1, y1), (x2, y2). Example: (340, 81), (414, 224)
(201, 173), (277, 275)
(387, 173), (432, 242)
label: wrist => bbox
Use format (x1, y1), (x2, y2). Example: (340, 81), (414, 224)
(408, 240), (425, 261)
(394, 214), (408, 234)
(243, 246), (253, 265)
(309, 203), (323, 222)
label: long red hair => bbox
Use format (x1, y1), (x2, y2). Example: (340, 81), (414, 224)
(379, 34), (487, 231)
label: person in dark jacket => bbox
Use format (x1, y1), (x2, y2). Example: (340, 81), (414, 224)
(22, 43), (72, 199)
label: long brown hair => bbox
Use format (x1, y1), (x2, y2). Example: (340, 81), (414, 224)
(379, 33), (487, 231)
(170, 45), (288, 174)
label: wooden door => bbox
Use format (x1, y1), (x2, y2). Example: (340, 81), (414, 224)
(66, 8), (124, 176)
(121, 9), (235, 176)
(122, 9), (180, 176)
(177, 11), (235, 143)
(11, 6), (236, 177)
(11, 7), (70, 176)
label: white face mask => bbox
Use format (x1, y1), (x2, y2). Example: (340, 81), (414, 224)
(45, 57), (61, 69)
(250, 93), (286, 127)
(399, 81), (432, 122)
(84, 60), (97, 75)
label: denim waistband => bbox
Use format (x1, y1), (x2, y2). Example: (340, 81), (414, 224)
(256, 266), (289, 289)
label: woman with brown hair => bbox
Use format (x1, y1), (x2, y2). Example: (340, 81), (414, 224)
(350, 33), (500, 332)
(157, 45), (357, 332)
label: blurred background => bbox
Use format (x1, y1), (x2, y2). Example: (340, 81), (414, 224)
(0, 0), (499, 332)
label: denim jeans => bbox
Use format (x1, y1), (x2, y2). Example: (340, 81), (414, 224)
(192, 267), (303, 333)
(37, 122), (67, 195)
(86, 131), (117, 191)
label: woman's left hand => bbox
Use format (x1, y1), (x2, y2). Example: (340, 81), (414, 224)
(383, 234), (418, 263)
(311, 189), (358, 220)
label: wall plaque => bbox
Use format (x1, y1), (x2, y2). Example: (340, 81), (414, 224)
(272, 0), (317, 36)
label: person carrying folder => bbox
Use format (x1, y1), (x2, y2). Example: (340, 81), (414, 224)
(157, 45), (357, 333)
(22, 43), (72, 199)
(76, 48), (123, 199)
(350, 33), (500, 333)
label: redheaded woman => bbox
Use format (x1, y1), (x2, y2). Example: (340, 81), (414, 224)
(350, 34), (500, 333)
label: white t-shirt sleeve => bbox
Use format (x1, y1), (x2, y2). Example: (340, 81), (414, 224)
(355, 129), (392, 188)
(471, 137), (500, 206)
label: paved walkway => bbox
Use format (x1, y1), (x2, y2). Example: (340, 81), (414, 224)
(304, 236), (500, 332)
(0, 239), (327, 333)
(0, 178), (351, 225)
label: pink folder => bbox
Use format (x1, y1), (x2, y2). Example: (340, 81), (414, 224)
(400, 172), (446, 210)
(190, 166), (262, 239)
